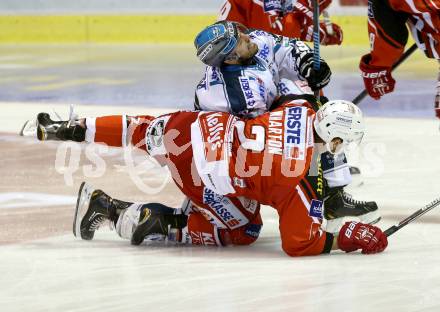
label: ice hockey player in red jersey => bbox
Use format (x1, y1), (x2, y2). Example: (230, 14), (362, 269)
(359, 0), (440, 118)
(35, 97), (388, 256)
(218, 0), (343, 46)
(194, 20), (380, 232)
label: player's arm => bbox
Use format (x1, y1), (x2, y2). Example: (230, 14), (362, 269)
(194, 65), (267, 117)
(274, 111), (387, 256)
(277, 187), (332, 256)
(278, 189), (388, 256)
(218, 0), (247, 25)
(287, 0), (343, 46)
(267, 33), (332, 91)
(359, 0), (409, 99)
(365, 0), (409, 68)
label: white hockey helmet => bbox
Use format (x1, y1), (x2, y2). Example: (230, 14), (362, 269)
(313, 100), (365, 153)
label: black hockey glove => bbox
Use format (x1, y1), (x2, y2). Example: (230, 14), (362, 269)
(296, 52), (331, 91)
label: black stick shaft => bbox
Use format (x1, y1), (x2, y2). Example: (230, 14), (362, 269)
(384, 197), (440, 237)
(312, 0), (320, 100)
(352, 43), (418, 105)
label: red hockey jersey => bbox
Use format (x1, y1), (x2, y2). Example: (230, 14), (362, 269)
(367, 0), (440, 67)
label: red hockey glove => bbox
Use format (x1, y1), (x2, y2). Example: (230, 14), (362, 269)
(294, 0), (342, 46)
(320, 23), (343, 45)
(301, 22), (343, 46)
(338, 221), (388, 254)
(294, 0), (332, 15)
(360, 54), (395, 100)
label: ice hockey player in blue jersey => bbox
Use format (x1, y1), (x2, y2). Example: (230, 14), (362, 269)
(194, 20), (330, 117)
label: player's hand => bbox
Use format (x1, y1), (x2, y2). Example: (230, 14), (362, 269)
(360, 54), (395, 100)
(294, 0), (332, 15)
(296, 52), (331, 91)
(301, 22), (343, 46)
(320, 23), (343, 45)
(338, 221), (388, 254)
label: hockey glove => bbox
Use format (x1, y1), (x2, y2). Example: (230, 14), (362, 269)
(294, 0), (341, 45)
(360, 54), (395, 100)
(296, 52), (331, 91)
(338, 221), (388, 254)
(320, 23), (343, 46)
(302, 22), (343, 46)
(294, 0), (332, 18)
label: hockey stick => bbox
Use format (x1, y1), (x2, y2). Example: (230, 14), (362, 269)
(312, 0), (320, 100)
(384, 197), (440, 237)
(352, 43), (418, 105)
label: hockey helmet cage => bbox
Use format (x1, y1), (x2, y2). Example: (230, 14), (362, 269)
(194, 21), (244, 67)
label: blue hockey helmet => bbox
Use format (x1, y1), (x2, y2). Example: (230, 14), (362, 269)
(194, 21), (242, 67)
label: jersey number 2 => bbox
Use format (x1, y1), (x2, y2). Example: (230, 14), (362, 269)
(235, 121), (265, 152)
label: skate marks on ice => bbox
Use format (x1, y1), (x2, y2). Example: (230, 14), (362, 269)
(1, 221), (440, 312)
(2, 113), (440, 311)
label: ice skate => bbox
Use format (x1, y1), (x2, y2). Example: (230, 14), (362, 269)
(19, 119), (38, 137)
(36, 112), (69, 141)
(73, 182), (129, 240)
(131, 203), (187, 245)
(36, 104), (84, 141)
(324, 187), (381, 233)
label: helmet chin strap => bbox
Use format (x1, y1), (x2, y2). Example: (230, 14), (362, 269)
(315, 141), (344, 156)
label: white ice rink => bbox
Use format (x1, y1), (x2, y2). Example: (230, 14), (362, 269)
(1, 103), (440, 312)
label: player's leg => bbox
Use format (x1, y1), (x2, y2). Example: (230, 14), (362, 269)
(36, 112), (156, 148)
(131, 201), (263, 246)
(74, 182), (263, 247)
(73, 181), (189, 241)
(178, 199), (262, 246)
(182, 210), (262, 246)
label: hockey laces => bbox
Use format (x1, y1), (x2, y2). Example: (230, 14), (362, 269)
(89, 215), (106, 231)
(52, 103), (78, 127)
(342, 191), (367, 205)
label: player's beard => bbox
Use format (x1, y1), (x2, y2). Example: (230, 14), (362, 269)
(239, 43), (259, 65)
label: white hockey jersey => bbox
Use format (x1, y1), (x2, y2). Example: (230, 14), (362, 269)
(194, 30), (313, 117)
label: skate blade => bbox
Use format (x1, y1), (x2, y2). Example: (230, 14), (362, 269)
(73, 182), (94, 239)
(324, 211), (382, 234)
(19, 119), (37, 137)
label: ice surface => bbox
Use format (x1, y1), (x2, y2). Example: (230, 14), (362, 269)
(0, 45), (439, 312)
